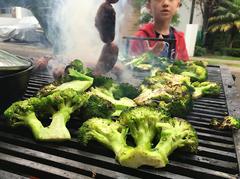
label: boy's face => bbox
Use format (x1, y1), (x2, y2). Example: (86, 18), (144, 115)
(147, 0), (180, 22)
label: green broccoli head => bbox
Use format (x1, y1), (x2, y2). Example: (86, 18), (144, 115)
(192, 60), (208, 67)
(46, 89), (89, 114)
(5, 89), (88, 141)
(78, 107), (198, 169)
(65, 59), (92, 75)
(78, 118), (129, 153)
(156, 118), (198, 154)
(135, 82), (192, 118)
(4, 98), (41, 127)
(192, 81), (221, 99)
(93, 76), (139, 99)
(210, 116), (240, 130)
(168, 61), (208, 82)
(4, 98), (49, 140)
(80, 95), (116, 120)
(89, 87), (137, 117)
(37, 59), (93, 97)
(119, 107), (169, 149)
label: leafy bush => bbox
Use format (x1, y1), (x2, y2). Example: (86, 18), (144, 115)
(223, 48), (240, 57)
(194, 46), (207, 56)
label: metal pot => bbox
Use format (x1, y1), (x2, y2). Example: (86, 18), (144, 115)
(0, 50), (34, 113)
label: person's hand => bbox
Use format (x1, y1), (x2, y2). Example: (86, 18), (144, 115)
(148, 35), (165, 56)
(34, 56), (52, 70)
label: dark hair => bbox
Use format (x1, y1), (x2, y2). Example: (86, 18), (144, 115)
(147, 0), (182, 7)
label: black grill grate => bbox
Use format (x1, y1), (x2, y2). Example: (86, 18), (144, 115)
(0, 66), (239, 179)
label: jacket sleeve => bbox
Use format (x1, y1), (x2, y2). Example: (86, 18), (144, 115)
(128, 30), (149, 56)
(175, 32), (189, 62)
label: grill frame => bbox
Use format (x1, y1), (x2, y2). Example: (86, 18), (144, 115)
(0, 65), (239, 179)
(221, 66), (240, 174)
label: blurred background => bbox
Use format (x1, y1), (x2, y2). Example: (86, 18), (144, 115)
(0, 0), (239, 91)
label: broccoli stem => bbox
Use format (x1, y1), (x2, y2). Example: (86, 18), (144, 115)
(25, 112), (45, 140)
(133, 127), (155, 149)
(40, 107), (72, 141)
(93, 129), (128, 155)
(192, 89), (202, 99)
(31, 107), (72, 141)
(154, 128), (189, 166)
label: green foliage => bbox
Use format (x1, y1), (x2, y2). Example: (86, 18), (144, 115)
(222, 48), (240, 57)
(194, 46), (207, 56)
(208, 0), (240, 48)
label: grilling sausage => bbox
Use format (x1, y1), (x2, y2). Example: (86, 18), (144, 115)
(94, 43), (119, 75)
(95, 2), (115, 43)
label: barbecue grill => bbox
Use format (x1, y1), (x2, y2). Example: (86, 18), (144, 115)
(0, 65), (239, 179)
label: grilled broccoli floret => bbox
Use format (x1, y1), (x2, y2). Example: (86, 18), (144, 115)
(78, 117), (133, 162)
(192, 81), (221, 99)
(134, 72), (193, 117)
(118, 107), (198, 168)
(78, 107), (198, 169)
(93, 76), (139, 99)
(4, 89), (88, 141)
(38, 59), (93, 97)
(168, 60), (208, 82)
(89, 87), (137, 117)
(119, 107), (169, 149)
(125, 52), (153, 67)
(80, 95), (115, 120)
(82, 77), (138, 118)
(210, 116), (240, 130)
(4, 98), (43, 129)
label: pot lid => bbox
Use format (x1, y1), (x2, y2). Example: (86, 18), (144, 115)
(0, 50), (31, 71)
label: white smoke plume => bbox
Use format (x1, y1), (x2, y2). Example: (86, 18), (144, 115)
(51, 0), (130, 68)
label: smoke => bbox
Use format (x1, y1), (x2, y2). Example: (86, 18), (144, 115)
(51, 0), (130, 68)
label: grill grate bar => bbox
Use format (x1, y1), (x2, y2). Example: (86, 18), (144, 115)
(193, 104), (228, 113)
(0, 66), (239, 178)
(0, 170), (28, 179)
(192, 107), (228, 116)
(198, 139), (235, 152)
(0, 141), (139, 179)
(193, 101), (227, 108)
(193, 126), (233, 137)
(196, 98), (226, 105)
(167, 161), (237, 179)
(0, 129), (237, 179)
(197, 132), (234, 144)
(171, 154), (238, 174)
(0, 153), (93, 179)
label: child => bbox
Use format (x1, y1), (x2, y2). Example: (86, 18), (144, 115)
(130, 0), (189, 61)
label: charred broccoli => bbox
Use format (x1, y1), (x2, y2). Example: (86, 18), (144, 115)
(78, 107), (198, 168)
(79, 76), (138, 119)
(4, 89), (88, 141)
(93, 76), (140, 100)
(211, 116), (240, 130)
(38, 59), (93, 97)
(134, 72), (193, 117)
(87, 87), (137, 117)
(192, 81), (221, 99)
(167, 60), (208, 82)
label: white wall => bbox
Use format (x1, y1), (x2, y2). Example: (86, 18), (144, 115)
(176, 0), (203, 33)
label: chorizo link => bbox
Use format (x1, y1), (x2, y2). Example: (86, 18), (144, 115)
(94, 43), (119, 75)
(95, 2), (116, 43)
